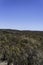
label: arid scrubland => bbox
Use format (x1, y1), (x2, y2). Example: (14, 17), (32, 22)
(0, 29), (43, 65)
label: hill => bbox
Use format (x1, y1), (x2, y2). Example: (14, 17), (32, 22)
(0, 29), (43, 65)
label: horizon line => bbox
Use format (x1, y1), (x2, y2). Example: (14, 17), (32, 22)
(0, 28), (43, 31)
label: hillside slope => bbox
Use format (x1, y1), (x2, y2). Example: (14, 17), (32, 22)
(0, 29), (43, 65)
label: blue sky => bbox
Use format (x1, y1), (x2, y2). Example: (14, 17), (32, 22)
(0, 0), (43, 30)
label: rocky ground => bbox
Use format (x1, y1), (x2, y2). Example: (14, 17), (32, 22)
(0, 61), (7, 65)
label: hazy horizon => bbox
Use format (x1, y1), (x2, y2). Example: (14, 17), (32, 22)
(0, 0), (43, 31)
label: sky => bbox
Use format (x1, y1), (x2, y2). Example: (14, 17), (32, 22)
(0, 0), (43, 31)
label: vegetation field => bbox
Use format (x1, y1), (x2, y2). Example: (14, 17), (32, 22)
(0, 29), (43, 65)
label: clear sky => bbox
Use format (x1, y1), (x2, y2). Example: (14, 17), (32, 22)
(0, 0), (43, 30)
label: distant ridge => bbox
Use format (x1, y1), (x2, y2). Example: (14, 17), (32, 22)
(0, 29), (43, 32)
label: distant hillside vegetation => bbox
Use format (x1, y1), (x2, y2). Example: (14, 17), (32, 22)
(0, 29), (43, 65)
